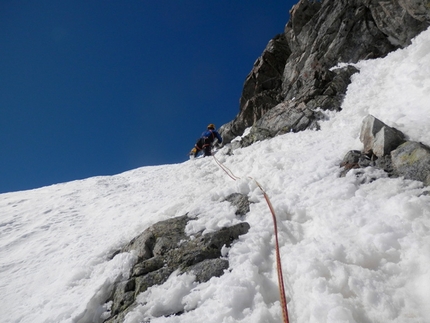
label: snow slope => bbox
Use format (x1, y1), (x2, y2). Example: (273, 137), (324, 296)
(1, 28), (430, 323)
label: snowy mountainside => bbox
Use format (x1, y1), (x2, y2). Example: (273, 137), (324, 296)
(1, 28), (430, 323)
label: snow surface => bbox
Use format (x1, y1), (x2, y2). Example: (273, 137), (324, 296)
(1, 28), (430, 323)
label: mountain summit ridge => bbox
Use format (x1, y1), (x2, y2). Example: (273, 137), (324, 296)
(220, 0), (430, 144)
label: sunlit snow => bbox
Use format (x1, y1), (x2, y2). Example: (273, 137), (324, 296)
(1, 28), (430, 323)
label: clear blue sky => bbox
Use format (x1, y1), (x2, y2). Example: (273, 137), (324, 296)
(0, 1), (296, 193)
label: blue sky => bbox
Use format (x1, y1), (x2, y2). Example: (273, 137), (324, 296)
(0, 1), (295, 193)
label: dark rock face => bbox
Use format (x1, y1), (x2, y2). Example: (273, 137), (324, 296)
(220, 0), (430, 146)
(399, 0), (430, 22)
(341, 115), (430, 186)
(369, 0), (430, 46)
(221, 34), (291, 144)
(103, 215), (250, 322)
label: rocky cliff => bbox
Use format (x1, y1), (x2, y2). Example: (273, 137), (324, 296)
(220, 0), (430, 145)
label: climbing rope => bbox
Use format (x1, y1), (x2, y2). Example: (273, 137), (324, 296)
(212, 154), (290, 323)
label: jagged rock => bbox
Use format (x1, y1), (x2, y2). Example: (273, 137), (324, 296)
(391, 141), (430, 185)
(369, 0), (430, 47)
(110, 279), (136, 317)
(122, 215), (189, 261)
(282, 0), (417, 98)
(287, 0), (322, 41)
(240, 127), (274, 148)
(220, 34), (291, 144)
(360, 115), (405, 157)
(224, 193), (250, 216)
(255, 101), (321, 134)
(103, 215), (250, 322)
(398, 0), (430, 22)
(220, 0), (430, 146)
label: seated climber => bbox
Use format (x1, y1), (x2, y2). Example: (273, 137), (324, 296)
(190, 123), (222, 158)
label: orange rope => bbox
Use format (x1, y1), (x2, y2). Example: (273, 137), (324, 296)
(212, 155), (290, 323)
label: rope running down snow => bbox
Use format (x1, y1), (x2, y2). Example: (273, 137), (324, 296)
(212, 154), (290, 323)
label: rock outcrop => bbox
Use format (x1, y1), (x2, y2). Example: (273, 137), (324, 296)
(221, 34), (291, 143)
(103, 215), (250, 322)
(392, 141), (430, 186)
(220, 0), (430, 146)
(341, 115), (430, 186)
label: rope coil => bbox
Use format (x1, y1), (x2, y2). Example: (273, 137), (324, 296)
(212, 154), (290, 323)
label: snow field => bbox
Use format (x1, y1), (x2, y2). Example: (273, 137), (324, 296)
(1, 27), (430, 323)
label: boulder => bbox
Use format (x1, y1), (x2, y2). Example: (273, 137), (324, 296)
(391, 141), (430, 185)
(359, 115), (405, 157)
(341, 117), (429, 185)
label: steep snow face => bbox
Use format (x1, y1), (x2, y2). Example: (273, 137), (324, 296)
(1, 28), (430, 323)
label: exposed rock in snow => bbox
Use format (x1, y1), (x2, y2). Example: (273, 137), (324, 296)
(104, 215), (250, 322)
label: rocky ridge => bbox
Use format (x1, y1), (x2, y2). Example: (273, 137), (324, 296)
(220, 0), (430, 146)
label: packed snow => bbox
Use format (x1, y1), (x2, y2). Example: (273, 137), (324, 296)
(1, 28), (430, 323)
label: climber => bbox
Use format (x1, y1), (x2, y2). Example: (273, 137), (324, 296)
(190, 123), (223, 158)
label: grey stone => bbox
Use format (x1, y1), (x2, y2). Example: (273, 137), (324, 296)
(187, 258), (229, 283)
(224, 193), (250, 216)
(103, 216), (250, 322)
(360, 115), (405, 157)
(121, 230), (155, 261)
(391, 141), (430, 185)
(374, 155), (394, 175)
(110, 280), (136, 316)
(201, 222), (251, 252)
(134, 267), (174, 296)
(132, 256), (164, 277)
(369, 0), (430, 47)
(340, 150), (362, 167)
(340, 150), (362, 177)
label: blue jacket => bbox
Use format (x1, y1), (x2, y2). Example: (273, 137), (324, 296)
(201, 129), (222, 144)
